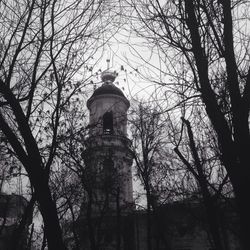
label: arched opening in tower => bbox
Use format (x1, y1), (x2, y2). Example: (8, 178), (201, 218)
(103, 111), (113, 135)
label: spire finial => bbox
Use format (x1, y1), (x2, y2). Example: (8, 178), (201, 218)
(101, 70), (116, 84)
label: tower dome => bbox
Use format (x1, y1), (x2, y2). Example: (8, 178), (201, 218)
(90, 83), (125, 98)
(86, 70), (129, 136)
(87, 70), (128, 108)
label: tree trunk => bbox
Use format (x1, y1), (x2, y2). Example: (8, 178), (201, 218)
(146, 191), (152, 250)
(20, 164), (66, 250)
(230, 168), (250, 250)
(31, 168), (66, 250)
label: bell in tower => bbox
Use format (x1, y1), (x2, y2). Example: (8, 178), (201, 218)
(78, 70), (135, 250)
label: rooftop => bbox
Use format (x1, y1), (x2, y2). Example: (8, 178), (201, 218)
(87, 70), (128, 108)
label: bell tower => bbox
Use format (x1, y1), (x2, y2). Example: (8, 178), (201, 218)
(84, 70), (133, 209)
(79, 70), (135, 250)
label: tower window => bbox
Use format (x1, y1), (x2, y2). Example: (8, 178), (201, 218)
(103, 111), (113, 135)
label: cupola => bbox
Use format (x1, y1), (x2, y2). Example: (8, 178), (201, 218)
(86, 70), (129, 136)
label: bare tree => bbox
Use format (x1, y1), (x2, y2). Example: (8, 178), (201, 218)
(174, 116), (229, 250)
(128, 1), (250, 248)
(0, 0), (117, 249)
(130, 101), (170, 250)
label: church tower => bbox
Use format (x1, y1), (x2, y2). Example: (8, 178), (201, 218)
(85, 70), (133, 208)
(79, 70), (135, 250)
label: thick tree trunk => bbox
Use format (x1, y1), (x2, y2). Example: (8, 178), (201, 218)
(229, 167), (250, 250)
(202, 194), (225, 250)
(146, 191), (152, 250)
(33, 175), (66, 250)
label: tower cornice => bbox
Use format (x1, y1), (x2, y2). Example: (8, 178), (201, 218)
(87, 93), (130, 109)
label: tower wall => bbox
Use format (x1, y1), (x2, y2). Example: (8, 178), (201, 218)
(85, 135), (133, 208)
(88, 94), (129, 137)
